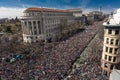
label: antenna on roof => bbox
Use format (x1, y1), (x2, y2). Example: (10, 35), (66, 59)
(99, 6), (102, 12)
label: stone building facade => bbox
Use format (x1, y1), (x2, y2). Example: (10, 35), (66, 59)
(21, 8), (74, 43)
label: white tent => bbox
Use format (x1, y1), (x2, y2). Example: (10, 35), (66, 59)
(110, 69), (120, 80)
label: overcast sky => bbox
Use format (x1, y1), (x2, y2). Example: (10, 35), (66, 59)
(0, 0), (120, 18)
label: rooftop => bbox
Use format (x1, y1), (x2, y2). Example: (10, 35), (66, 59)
(66, 8), (82, 11)
(103, 8), (120, 27)
(24, 7), (70, 13)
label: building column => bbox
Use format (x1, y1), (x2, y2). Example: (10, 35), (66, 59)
(31, 21), (35, 35)
(21, 21), (24, 34)
(29, 21), (32, 35)
(26, 21), (29, 35)
(36, 20), (39, 35)
(41, 18), (44, 34)
(39, 20), (42, 34)
(24, 21), (27, 34)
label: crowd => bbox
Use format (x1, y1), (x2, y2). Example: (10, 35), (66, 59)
(65, 50), (109, 80)
(0, 21), (104, 80)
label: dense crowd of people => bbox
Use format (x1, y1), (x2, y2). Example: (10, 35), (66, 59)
(0, 21), (104, 80)
(65, 50), (109, 80)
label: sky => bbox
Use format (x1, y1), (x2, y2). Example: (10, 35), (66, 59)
(0, 0), (120, 18)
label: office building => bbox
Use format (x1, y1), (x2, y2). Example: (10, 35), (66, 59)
(21, 8), (74, 43)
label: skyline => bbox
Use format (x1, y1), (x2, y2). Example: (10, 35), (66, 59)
(0, 0), (120, 18)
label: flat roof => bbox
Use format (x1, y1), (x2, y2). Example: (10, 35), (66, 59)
(103, 22), (120, 27)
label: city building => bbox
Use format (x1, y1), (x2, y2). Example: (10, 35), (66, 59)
(67, 9), (87, 25)
(87, 7), (103, 21)
(67, 8), (83, 17)
(21, 8), (74, 43)
(87, 11), (102, 21)
(101, 8), (120, 76)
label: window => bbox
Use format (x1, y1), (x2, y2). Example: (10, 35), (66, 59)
(115, 39), (119, 45)
(109, 48), (113, 53)
(113, 57), (116, 62)
(34, 30), (37, 35)
(26, 13), (29, 16)
(28, 21), (31, 25)
(106, 47), (108, 52)
(33, 21), (36, 29)
(114, 48), (118, 54)
(28, 21), (32, 29)
(38, 13), (41, 16)
(108, 29), (112, 34)
(38, 21), (41, 34)
(110, 65), (114, 69)
(30, 13), (34, 16)
(115, 30), (119, 35)
(25, 22), (27, 26)
(31, 37), (33, 39)
(110, 39), (114, 45)
(104, 70), (108, 76)
(108, 56), (112, 61)
(33, 21), (36, 26)
(105, 55), (107, 60)
(104, 63), (108, 68)
(106, 38), (109, 44)
(34, 26), (36, 29)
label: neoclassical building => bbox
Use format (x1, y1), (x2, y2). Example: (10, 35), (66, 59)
(21, 8), (74, 43)
(101, 9), (120, 76)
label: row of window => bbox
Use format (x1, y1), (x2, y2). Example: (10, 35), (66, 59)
(46, 32), (59, 38)
(24, 13), (42, 16)
(104, 55), (117, 62)
(46, 27), (60, 35)
(105, 47), (118, 54)
(26, 36), (38, 39)
(106, 38), (119, 46)
(46, 28), (53, 33)
(24, 12), (71, 17)
(107, 29), (120, 35)
(44, 13), (71, 16)
(46, 24), (59, 29)
(46, 33), (52, 38)
(45, 19), (60, 24)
